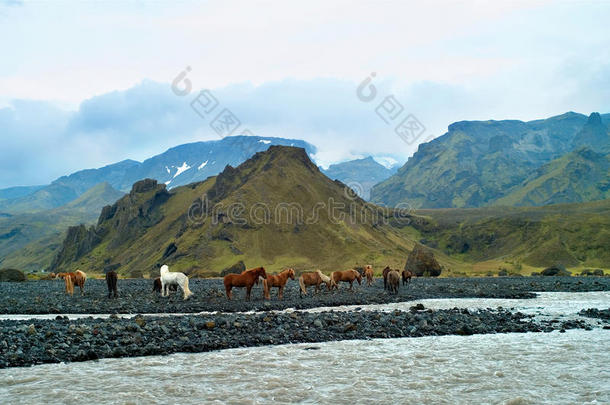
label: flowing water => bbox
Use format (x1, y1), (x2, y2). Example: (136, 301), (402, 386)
(1, 292), (608, 404)
(0, 330), (608, 404)
(1, 291), (608, 320)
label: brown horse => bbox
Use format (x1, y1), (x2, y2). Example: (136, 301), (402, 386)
(56, 270), (87, 295)
(331, 269), (362, 291)
(106, 271), (118, 298)
(152, 277), (177, 294)
(382, 266), (392, 290)
(364, 265), (374, 287)
(263, 268), (295, 300)
(387, 270), (400, 294)
(402, 269), (413, 285)
(224, 267), (267, 300)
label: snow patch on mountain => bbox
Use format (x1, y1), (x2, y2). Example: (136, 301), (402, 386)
(173, 162), (191, 178)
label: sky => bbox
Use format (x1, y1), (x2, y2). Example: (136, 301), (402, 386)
(0, 0), (609, 188)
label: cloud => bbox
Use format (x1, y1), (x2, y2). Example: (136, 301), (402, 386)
(0, 0), (23, 7)
(1, 68), (608, 189)
(0, 1), (609, 188)
(0, 77), (436, 188)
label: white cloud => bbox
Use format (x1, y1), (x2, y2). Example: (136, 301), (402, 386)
(0, 0), (608, 187)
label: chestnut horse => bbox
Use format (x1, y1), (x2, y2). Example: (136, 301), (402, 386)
(56, 270), (87, 295)
(331, 269), (362, 291)
(402, 269), (413, 285)
(106, 271), (118, 298)
(364, 265), (374, 287)
(387, 269), (400, 294)
(153, 277), (177, 294)
(263, 268), (295, 300)
(223, 267), (267, 300)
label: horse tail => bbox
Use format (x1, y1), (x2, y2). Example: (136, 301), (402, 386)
(299, 275), (306, 296)
(65, 275), (74, 296)
(182, 276), (193, 299)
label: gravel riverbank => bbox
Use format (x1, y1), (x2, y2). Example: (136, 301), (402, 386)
(0, 305), (596, 368)
(1, 276), (608, 315)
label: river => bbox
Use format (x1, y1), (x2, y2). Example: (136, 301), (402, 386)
(0, 292), (608, 404)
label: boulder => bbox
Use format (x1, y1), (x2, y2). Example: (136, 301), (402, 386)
(405, 244), (442, 277)
(0, 268), (26, 282)
(541, 264), (571, 276)
(220, 261), (246, 276)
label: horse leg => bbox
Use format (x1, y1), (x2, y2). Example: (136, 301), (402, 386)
(278, 285), (284, 300)
(263, 281), (270, 300)
(349, 281), (354, 291)
(225, 285), (232, 300)
(246, 285), (252, 301)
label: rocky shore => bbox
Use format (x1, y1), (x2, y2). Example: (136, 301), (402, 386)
(0, 305), (595, 368)
(1, 276), (608, 315)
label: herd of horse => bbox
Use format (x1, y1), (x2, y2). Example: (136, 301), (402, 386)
(49, 264), (415, 301)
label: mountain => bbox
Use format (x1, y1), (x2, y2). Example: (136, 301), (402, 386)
(322, 157), (397, 200)
(371, 112), (608, 208)
(0, 183), (80, 214)
(571, 112), (610, 152)
(493, 148), (610, 206)
(0, 185), (45, 201)
(0, 136), (316, 214)
(48, 147), (610, 277)
(50, 146), (419, 277)
(0, 182), (124, 271)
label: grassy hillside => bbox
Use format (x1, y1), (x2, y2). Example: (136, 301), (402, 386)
(416, 199), (610, 275)
(494, 148), (610, 206)
(0, 183), (124, 271)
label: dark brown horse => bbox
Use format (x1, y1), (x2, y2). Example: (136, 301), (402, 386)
(152, 277), (177, 294)
(387, 269), (400, 294)
(331, 269), (362, 291)
(402, 269), (413, 285)
(106, 271), (118, 298)
(382, 266), (391, 290)
(223, 267), (267, 300)
(263, 268), (295, 300)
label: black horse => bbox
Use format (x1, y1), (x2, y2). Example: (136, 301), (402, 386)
(153, 277), (177, 294)
(106, 271), (118, 298)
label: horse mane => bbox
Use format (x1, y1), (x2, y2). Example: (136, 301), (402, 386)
(245, 266), (264, 272)
(244, 267), (265, 275)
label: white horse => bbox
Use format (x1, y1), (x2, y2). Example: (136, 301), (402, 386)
(316, 270), (337, 290)
(160, 265), (193, 300)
